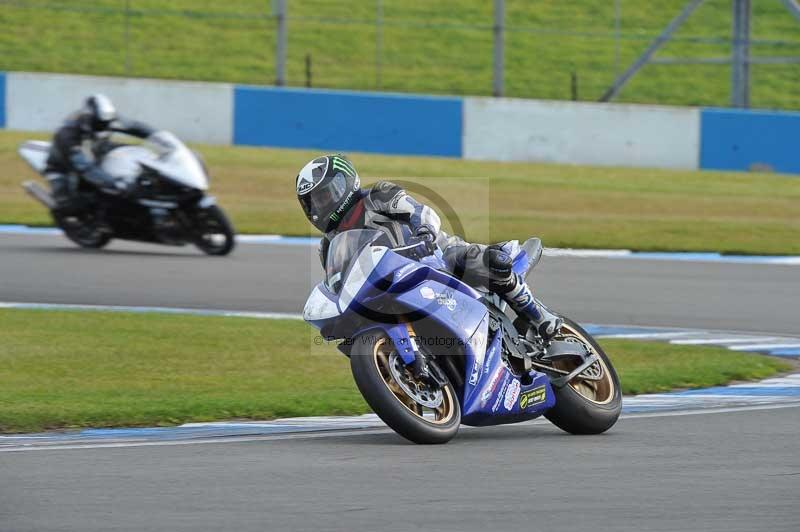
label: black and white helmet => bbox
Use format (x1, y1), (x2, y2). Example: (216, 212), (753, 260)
(84, 94), (117, 131)
(296, 154), (361, 232)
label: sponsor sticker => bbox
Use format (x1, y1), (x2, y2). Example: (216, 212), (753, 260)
(492, 376), (511, 412)
(420, 287), (457, 310)
(480, 367), (506, 407)
(435, 290), (457, 311)
(396, 263), (416, 278)
(519, 386), (547, 409)
(503, 379), (521, 411)
(468, 360), (480, 386)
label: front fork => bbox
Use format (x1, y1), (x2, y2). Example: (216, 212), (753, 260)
(383, 323), (447, 387)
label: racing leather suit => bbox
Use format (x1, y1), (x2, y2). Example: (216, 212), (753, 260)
(45, 112), (156, 207)
(318, 181), (562, 339)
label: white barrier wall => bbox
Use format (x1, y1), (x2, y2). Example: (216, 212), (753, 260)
(463, 97), (700, 169)
(5, 72), (233, 144)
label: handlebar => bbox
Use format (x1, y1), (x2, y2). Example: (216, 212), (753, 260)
(391, 238), (436, 260)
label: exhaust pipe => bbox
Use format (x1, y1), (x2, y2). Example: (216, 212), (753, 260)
(22, 180), (55, 210)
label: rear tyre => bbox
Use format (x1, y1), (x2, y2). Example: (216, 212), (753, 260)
(192, 205), (236, 256)
(544, 318), (622, 435)
(54, 211), (112, 249)
(350, 334), (460, 444)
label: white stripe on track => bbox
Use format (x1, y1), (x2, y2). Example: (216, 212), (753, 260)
(669, 337), (782, 345)
(3, 225), (800, 265)
(593, 331), (700, 340)
(729, 343), (800, 351)
(2, 402), (799, 453)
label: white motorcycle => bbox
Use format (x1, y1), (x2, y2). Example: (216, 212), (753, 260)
(19, 131), (236, 255)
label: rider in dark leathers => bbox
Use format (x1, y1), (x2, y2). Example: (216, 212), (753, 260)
(45, 94), (155, 212)
(296, 154), (563, 340)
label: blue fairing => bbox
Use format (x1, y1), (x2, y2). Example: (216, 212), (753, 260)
(304, 243), (555, 425)
(512, 250), (529, 276)
(460, 329), (555, 426)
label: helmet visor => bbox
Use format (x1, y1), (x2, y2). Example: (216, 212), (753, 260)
(299, 173), (348, 230)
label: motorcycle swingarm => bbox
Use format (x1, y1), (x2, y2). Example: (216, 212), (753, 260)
(547, 353), (600, 388)
(531, 340), (598, 389)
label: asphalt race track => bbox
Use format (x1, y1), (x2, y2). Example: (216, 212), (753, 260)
(2, 407), (799, 532)
(1, 232), (799, 532)
(2, 233), (800, 334)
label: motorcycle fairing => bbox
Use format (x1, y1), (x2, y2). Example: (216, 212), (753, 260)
(460, 327), (555, 426)
(304, 245), (488, 361)
(18, 141), (51, 173)
(304, 242), (556, 423)
(510, 237), (543, 277)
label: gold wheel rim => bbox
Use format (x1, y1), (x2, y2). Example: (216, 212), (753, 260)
(551, 324), (616, 405)
(372, 338), (456, 425)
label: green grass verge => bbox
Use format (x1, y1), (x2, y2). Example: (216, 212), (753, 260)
(1, 1), (798, 109)
(0, 309), (790, 433)
(3, 130), (800, 255)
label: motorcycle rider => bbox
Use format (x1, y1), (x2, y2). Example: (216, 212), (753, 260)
(44, 94), (156, 212)
(296, 154), (563, 341)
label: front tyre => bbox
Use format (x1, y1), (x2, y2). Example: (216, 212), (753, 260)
(192, 205), (236, 256)
(544, 318), (622, 435)
(350, 334), (460, 444)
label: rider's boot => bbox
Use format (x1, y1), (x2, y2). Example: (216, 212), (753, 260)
(498, 274), (563, 341)
(483, 244), (562, 341)
(47, 173), (79, 215)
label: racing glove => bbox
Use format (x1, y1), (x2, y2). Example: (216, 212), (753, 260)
(413, 224), (438, 255)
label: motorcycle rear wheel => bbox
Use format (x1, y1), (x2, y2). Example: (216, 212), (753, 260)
(350, 334), (460, 444)
(54, 211), (112, 249)
(543, 318), (622, 435)
(192, 205), (236, 256)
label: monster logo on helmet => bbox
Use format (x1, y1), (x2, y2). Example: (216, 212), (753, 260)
(296, 154), (361, 233)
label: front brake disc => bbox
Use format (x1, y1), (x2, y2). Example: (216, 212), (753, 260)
(388, 353), (443, 409)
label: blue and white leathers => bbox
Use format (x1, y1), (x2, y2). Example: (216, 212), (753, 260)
(303, 234), (556, 427)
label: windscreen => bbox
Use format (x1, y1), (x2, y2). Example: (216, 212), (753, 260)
(324, 229), (392, 293)
(141, 131), (209, 190)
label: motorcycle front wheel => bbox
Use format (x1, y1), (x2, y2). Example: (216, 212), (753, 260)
(191, 205), (236, 256)
(350, 334), (460, 444)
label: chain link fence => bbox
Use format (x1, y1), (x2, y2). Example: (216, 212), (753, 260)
(0, 0), (798, 109)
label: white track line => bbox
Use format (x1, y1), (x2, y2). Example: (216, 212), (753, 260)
(3, 225), (800, 265)
(669, 337), (782, 345)
(594, 331), (700, 340)
(2, 402), (798, 453)
(729, 343), (800, 351)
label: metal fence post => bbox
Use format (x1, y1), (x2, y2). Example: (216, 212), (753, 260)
(600, 0), (704, 102)
(376, 0), (383, 89)
(614, 0), (621, 76)
(731, 0), (751, 108)
(493, 0), (504, 97)
(124, 0), (131, 76)
(275, 0), (287, 86)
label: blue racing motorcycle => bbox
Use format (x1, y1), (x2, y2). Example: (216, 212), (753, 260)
(303, 229), (621, 444)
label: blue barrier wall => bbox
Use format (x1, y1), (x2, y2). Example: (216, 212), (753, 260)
(3, 70), (800, 173)
(0, 72), (6, 128)
(700, 108), (800, 174)
(233, 86), (462, 157)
